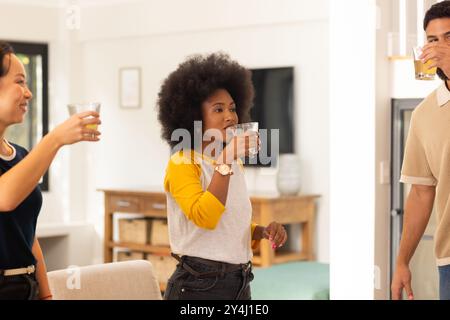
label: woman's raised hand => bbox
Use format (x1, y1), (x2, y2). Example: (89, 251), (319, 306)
(218, 131), (259, 164)
(49, 111), (101, 147)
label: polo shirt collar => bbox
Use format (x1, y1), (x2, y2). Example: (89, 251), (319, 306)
(436, 82), (450, 107)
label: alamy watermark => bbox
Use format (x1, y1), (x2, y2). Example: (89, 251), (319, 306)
(66, 5), (81, 30)
(65, 265), (81, 290)
(170, 121), (279, 166)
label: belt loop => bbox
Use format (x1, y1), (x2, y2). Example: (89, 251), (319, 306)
(171, 252), (184, 267)
(27, 265), (35, 274)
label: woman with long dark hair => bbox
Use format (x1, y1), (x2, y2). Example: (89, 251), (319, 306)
(0, 41), (101, 300)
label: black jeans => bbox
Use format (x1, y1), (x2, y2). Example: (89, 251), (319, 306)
(164, 255), (254, 300)
(0, 273), (39, 300)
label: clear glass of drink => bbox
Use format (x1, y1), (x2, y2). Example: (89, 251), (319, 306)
(413, 46), (437, 80)
(229, 122), (259, 157)
(67, 102), (101, 130)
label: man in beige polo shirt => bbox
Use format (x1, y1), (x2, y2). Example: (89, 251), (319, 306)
(391, 1), (450, 300)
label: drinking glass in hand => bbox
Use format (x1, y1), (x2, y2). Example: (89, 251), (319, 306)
(230, 122), (259, 157)
(67, 102), (101, 130)
(413, 46), (436, 80)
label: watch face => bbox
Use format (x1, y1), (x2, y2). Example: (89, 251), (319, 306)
(217, 164), (231, 175)
(219, 164), (229, 174)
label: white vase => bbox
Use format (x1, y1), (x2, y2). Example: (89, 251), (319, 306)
(277, 154), (301, 195)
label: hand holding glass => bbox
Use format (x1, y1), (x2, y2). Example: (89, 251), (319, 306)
(413, 46), (437, 80)
(67, 102), (101, 130)
(229, 122), (259, 157)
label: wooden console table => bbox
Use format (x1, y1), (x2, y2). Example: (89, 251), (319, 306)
(250, 193), (319, 267)
(100, 188), (319, 268)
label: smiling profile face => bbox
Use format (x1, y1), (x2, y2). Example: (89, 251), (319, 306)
(0, 54), (33, 127)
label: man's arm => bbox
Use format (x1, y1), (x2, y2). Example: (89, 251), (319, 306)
(391, 184), (435, 300)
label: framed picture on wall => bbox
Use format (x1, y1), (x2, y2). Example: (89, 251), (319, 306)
(119, 67), (141, 109)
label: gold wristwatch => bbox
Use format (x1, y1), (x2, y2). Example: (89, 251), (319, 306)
(214, 163), (233, 176)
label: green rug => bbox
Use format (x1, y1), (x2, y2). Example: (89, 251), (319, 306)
(251, 262), (329, 300)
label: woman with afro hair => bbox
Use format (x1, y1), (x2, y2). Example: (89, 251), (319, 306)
(158, 52), (287, 300)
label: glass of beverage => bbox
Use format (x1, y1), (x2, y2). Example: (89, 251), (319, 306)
(67, 102), (101, 130)
(229, 122), (259, 157)
(413, 46), (437, 80)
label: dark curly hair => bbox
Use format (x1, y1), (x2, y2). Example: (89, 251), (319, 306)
(423, 1), (450, 80)
(0, 41), (14, 78)
(157, 52), (254, 148)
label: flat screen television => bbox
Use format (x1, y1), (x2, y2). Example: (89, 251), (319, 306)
(247, 67), (294, 167)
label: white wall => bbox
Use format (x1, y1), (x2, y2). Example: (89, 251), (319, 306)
(374, 0), (393, 300)
(76, 0), (330, 264)
(330, 0), (377, 299)
(78, 0), (329, 42)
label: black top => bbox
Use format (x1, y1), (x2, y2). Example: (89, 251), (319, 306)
(0, 143), (43, 269)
